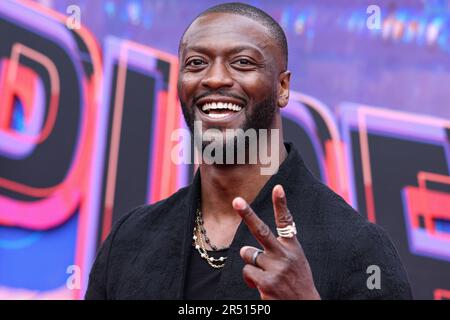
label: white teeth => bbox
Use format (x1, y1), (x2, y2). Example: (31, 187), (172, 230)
(208, 112), (231, 118)
(201, 102), (243, 112)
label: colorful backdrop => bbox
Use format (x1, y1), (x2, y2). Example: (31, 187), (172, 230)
(0, 0), (449, 299)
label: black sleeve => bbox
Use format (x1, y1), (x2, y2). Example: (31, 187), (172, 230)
(84, 230), (113, 300)
(337, 222), (413, 299)
(84, 206), (143, 300)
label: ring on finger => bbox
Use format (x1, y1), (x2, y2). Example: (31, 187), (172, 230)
(277, 222), (297, 238)
(251, 249), (264, 266)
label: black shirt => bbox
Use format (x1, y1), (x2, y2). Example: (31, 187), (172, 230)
(85, 142), (413, 299)
(184, 245), (229, 299)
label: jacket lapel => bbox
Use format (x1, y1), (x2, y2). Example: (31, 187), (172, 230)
(136, 172), (200, 299)
(174, 171), (201, 299)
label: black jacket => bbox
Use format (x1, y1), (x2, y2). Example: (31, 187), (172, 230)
(85, 142), (412, 299)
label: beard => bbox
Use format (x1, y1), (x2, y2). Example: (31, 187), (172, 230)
(180, 89), (278, 164)
(181, 89), (277, 133)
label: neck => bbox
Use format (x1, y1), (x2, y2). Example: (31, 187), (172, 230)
(199, 135), (287, 224)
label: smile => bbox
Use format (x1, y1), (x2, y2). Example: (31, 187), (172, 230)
(199, 102), (243, 119)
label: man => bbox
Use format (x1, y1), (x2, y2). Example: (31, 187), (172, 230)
(86, 2), (412, 300)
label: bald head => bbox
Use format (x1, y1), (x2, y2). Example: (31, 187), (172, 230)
(179, 2), (288, 70)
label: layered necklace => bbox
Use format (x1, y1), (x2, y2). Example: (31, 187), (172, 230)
(192, 207), (230, 269)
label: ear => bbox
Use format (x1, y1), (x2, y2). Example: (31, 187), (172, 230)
(277, 71), (291, 108)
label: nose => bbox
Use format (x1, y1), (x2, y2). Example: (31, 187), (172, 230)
(200, 60), (233, 90)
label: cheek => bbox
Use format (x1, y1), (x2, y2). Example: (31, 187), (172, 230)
(178, 74), (200, 102)
(238, 75), (274, 102)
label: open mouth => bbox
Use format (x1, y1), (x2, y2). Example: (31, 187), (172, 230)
(199, 102), (243, 119)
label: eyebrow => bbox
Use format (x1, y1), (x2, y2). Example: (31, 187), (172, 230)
(183, 44), (265, 58)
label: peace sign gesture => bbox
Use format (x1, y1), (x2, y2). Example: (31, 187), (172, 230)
(232, 184), (321, 300)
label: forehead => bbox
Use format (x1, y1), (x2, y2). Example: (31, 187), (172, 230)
(181, 12), (279, 59)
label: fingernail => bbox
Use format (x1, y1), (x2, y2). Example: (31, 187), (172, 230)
(233, 197), (247, 210)
(277, 185), (285, 198)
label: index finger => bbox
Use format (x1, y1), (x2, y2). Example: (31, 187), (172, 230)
(272, 185), (294, 230)
(232, 197), (282, 253)
(273, 185), (302, 248)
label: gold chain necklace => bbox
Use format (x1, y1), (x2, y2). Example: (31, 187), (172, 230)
(192, 208), (228, 269)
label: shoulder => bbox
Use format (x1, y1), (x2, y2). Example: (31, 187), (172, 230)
(292, 178), (368, 234)
(108, 184), (191, 240)
(301, 181), (401, 258)
(85, 185), (192, 299)
(300, 183), (412, 299)
(305, 182), (400, 256)
(337, 220), (413, 299)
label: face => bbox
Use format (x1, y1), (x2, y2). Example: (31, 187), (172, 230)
(178, 12), (290, 143)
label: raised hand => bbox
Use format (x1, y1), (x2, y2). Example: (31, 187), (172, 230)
(232, 184), (320, 300)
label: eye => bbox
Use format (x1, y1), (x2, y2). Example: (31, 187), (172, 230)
(236, 58), (252, 65)
(186, 58), (206, 67)
(232, 57), (256, 69)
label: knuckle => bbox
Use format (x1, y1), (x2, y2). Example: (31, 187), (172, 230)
(242, 208), (253, 218)
(246, 249), (256, 262)
(278, 213), (293, 225)
(270, 270), (281, 283)
(259, 276), (272, 291)
(262, 275), (278, 294)
(285, 252), (297, 263)
(242, 264), (253, 276)
(277, 252), (297, 271)
(243, 248), (251, 259)
(278, 260), (291, 275)
(278, 196), (287, 206)
(256, 224), (271, 239)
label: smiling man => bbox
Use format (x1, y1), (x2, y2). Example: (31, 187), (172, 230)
(86, 2), (412, 300)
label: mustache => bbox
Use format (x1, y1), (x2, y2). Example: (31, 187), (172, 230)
(192, 90), (247, 106)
